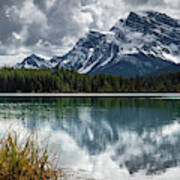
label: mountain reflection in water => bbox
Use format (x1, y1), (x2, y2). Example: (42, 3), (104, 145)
(0, 97), (180, 179)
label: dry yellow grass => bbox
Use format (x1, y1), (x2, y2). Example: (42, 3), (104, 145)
(0, 132), (63, 180)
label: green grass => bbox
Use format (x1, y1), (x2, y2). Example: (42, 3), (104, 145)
(0, 132), (63, 180)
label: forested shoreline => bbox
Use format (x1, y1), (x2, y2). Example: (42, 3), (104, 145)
(0, 68), (180, 92)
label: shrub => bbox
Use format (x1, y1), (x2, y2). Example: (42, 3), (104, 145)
(0, 132), (63, 180)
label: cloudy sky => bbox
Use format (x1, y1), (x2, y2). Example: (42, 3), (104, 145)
(0, 0), (180, 65)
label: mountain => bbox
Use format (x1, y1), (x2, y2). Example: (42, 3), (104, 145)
(15, 54), (54, 69)
(16, 11), (180, 77)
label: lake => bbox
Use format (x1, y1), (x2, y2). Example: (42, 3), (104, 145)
(0, 97), (180, 180)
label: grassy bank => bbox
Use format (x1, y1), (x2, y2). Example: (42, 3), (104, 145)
(0, 132), (62, 179)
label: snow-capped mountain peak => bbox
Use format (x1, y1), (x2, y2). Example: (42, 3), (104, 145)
(110, 11), (180, 63)
(15, 54), (53, 69)
(15, 11), (180, 77)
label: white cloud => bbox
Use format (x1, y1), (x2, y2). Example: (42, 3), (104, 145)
(6, 0), (48, 27)
(18, 0), (47, 27)
(12, 32), (21, 40)
(0, 54), (28, 67)
(45, 0), (57, 10)
(73, 10), (93, 34)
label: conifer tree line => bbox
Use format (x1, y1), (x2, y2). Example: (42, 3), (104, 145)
(0, 68), (180, 92)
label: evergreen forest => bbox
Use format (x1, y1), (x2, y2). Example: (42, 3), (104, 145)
(0, 68), (180, 92)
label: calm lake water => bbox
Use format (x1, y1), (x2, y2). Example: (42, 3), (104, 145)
(1, 97), (180, 180)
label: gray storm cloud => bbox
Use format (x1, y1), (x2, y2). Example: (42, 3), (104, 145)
(0, 0), (180, 59)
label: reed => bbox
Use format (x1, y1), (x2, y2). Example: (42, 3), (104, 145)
(0, 132), (63, 180)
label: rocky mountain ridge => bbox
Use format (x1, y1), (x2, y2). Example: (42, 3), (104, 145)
(16, 11), (180, 77)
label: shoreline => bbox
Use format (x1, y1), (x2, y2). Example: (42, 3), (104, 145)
(0, 93), (180, 97)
